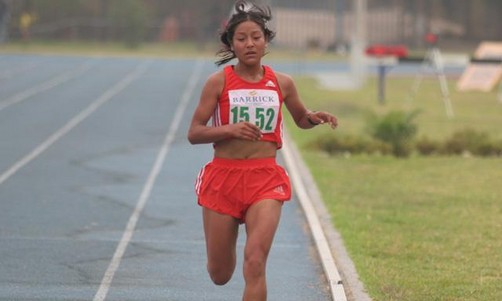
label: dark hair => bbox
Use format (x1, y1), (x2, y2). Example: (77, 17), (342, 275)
(215, 0), (276, 66)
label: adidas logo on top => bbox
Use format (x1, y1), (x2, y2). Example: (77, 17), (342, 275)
(265, 80), (276, 88)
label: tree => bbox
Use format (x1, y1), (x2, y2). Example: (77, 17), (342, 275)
(0, 0), (9, 43)
(109, 0), (149, 48)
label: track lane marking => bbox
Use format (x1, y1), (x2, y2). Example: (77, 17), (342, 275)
(0, 61), (41, 80)
(92, 59), (205, 301)
(0, 61), (150, 185)
(0, 59), (96, 112)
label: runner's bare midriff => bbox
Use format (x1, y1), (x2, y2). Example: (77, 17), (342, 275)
(214, 139), (277, 159)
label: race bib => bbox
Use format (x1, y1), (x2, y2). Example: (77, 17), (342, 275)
(228, 89), (280, 133)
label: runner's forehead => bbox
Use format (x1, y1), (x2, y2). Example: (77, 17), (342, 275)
(234, 21), (263, 35)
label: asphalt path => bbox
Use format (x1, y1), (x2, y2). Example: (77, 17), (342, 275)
(0, 54), (333, 301)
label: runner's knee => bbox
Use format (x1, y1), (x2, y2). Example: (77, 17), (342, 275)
(243, 250), (267, 279)
(207, 263), (234, 285)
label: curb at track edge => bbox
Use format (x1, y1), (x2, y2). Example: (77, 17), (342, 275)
(282, 130), (372, 301)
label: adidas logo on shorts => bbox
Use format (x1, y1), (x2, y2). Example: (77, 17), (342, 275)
(273, 185), (285, 195)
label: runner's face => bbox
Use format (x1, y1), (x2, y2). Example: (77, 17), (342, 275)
(232, 21), (267, 65)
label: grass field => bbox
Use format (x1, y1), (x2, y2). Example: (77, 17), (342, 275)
(0, 40), (217, 58)
(286, 76), (502, 301)
(0, 40), (345, 61)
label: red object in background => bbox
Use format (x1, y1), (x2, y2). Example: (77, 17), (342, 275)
(365, 44), (408, 58)
(364, 44), (409, 104)
(425, 33), (438, 45)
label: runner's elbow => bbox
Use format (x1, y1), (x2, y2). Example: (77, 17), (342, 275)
(187, 131), (198, 144)
(187, 129), (206, 144)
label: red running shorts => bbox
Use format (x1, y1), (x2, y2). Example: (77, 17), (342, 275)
(195, 157), (291, 222)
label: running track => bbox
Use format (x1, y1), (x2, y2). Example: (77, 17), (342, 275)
(0, 54), (335, 301)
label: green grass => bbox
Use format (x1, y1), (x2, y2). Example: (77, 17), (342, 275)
(0, 40), (218, 58)
(0, 40), (346, 61)
(286, 76), (502, 300)
(290, 77), (502, 141)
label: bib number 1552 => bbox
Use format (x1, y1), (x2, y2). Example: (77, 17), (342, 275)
(231, 106), (276, 132)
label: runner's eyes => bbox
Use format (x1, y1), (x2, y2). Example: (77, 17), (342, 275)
(235, 36), (263, 42)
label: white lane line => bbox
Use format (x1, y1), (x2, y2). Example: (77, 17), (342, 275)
(0, 61), (150, 186)
(92, 59), (205, 301)
(0, 61), (41, 79)
(0, 59), (96, 112)
(282, 131), (348, 301)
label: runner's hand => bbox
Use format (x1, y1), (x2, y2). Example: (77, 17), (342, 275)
(308, 111), (338, 129)
(229, 122), (263, 141)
